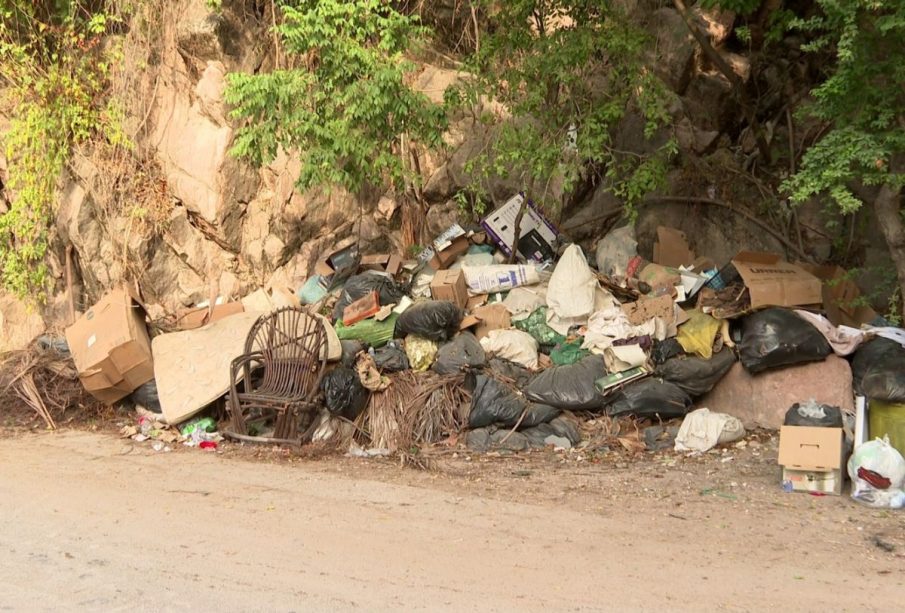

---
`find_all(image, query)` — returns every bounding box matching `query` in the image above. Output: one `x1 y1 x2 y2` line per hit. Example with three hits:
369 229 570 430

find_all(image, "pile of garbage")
44 193 905 506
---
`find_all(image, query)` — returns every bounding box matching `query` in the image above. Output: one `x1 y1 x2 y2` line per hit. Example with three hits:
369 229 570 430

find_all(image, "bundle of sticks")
356 371 471 451
0 342 102 429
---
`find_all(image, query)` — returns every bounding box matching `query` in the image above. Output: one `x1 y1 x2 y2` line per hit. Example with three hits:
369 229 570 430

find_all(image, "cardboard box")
315 240 359 277
342 291 381 326
429 229 470 270
176 302 245 330
430 269 468 309
65 288 154 405
732 251 822 309
653 226 695 268
799 264 877 327
360 254 403 276
471 303 511 339
778 425 846 495
481 193 558 262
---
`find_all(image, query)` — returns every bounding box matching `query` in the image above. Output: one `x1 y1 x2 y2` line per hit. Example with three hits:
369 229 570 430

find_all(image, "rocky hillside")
0 0 897 350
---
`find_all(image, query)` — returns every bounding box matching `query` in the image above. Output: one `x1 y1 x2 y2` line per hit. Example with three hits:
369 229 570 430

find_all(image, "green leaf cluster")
447 0 674 214
224 0 447 196
782 0 905 211
0 1 117 301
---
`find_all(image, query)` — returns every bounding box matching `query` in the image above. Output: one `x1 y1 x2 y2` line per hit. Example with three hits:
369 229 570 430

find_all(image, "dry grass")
0 341 106 429
356 371 471 453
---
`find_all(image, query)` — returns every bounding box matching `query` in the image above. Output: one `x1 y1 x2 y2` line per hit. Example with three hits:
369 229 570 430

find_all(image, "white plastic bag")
674 407 746 452
479 329 539 369
847 436 905 508
596 225 637 277
547 244 597 320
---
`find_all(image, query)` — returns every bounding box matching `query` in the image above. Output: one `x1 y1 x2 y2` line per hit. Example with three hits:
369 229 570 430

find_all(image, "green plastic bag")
550 338 591 365
515 307 566 347
335 313 399 348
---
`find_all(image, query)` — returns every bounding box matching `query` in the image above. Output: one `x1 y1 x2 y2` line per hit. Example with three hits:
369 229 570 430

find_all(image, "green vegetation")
224 0 446 197
0 1 118 300
448 0 674 218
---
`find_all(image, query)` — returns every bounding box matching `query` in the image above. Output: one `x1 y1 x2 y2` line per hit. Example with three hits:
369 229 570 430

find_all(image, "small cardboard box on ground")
65 288 154 405
778 425 846 495
431 269 468 309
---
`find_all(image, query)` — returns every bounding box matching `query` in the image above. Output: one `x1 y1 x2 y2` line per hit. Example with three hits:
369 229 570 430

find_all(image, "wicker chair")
227 307 328 443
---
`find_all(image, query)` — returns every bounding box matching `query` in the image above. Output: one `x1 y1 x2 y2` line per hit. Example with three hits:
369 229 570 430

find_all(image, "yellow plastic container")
869 400 905 457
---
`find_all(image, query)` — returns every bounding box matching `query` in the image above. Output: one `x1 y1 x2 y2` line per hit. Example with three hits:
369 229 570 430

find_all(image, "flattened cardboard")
799 264 877 327
65 288 154 405
430 268 469 308
472 304 511 339
154 312 261 425
732 251 822 309
621 295 675 326
176 302 245 330
653 226 694 268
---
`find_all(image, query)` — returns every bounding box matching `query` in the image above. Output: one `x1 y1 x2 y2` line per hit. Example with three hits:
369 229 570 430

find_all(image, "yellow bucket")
869 400 905 457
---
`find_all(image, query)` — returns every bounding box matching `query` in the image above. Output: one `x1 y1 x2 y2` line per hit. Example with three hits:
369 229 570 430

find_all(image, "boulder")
0 292 46 353
699 355 854 430
691 6 736 47
649 8 695 95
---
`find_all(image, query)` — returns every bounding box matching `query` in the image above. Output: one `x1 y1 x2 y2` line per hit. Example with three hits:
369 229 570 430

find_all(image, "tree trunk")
873 181 905 322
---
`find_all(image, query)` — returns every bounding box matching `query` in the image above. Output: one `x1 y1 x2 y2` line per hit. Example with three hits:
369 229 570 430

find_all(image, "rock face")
699 356 855 430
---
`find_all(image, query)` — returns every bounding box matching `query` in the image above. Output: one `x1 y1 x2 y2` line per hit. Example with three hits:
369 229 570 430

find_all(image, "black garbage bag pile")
322 367 369 420
372 342 410 373
395 300 463 342
606 378 692 419
654 348 736 397
466 373 560 430
851 337 905 402
332 272 408 321
738 308 831 373
434 332 486 375
525 355 607 411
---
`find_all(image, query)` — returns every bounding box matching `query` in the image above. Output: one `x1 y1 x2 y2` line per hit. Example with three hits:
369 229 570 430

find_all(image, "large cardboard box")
481 194 558 262
431 269 468 309
65 288 154 405
732 251 822 309
778 425 846 495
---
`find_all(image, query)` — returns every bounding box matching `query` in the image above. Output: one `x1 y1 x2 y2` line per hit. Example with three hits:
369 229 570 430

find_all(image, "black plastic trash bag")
738 308 831 374
783 400 844 428
467 374 560 429
524 355 607 410
321 367 369 420
129 380 161 413
606 378 692 419
487 357 534 387
651 338 684 365
332 271 408 320
654 348 736 397
372 342 410 373
340 340 367 368
852 337 905 402
434 332 486 375
394 300 463 342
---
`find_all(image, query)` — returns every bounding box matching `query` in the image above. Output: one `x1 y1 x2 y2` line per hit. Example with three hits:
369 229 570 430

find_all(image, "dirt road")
0 431 902 612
